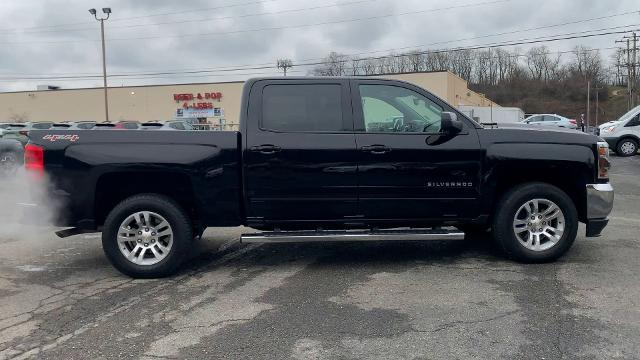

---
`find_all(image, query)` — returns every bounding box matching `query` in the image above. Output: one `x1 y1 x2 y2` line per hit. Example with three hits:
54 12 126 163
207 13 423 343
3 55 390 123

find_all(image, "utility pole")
616 32 639 109
587 80 590 132
634 32 638 106
593 85 604 127
277 59 293 76
89 8 112 122
627 38 632 109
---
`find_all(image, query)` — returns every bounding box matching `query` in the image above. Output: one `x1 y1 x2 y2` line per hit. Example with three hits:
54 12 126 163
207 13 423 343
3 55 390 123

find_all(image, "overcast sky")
0 0 638 91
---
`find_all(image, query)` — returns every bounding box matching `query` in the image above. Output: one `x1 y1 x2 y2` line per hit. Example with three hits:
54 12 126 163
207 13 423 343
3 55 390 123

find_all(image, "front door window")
359 85 443 134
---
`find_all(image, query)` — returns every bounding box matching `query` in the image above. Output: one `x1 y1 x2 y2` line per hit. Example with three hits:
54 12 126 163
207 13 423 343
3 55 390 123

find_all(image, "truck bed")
28 129 242 229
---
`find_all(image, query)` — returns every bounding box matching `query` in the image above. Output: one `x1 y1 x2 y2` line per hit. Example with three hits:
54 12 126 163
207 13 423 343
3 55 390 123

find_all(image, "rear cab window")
261 84 346 132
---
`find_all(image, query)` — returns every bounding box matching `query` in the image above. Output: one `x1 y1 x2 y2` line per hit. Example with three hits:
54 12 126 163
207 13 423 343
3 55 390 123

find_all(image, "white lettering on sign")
43 134 80 142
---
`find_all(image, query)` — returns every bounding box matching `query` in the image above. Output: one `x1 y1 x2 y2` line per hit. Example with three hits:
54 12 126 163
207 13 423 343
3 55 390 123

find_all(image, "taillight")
24 144 44 175
597 141 610 179
569 119 577 125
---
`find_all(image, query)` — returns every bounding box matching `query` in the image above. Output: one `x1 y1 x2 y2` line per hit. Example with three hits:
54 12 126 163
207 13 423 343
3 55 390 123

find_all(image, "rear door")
526 115 543 125
543 115 560 127
244 79 359 223
352 79 482 221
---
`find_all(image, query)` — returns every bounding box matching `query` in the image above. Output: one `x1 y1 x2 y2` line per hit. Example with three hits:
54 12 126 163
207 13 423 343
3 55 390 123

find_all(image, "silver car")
523 114 578 130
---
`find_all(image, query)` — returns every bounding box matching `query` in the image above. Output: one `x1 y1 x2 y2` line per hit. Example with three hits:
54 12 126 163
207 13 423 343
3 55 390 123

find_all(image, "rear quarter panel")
28 130 241 228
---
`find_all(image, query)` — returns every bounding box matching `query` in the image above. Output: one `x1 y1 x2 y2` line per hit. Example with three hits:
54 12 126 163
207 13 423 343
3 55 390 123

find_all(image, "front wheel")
102 194 193 278
616 138 638 157
493 183 578 263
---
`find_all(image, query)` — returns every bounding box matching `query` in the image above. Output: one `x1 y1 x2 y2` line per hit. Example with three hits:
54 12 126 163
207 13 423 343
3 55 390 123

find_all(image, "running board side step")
241 228 465 243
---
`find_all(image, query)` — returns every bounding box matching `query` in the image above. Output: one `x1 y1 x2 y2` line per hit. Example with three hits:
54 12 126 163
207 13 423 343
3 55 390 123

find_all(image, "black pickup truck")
24 77 614 278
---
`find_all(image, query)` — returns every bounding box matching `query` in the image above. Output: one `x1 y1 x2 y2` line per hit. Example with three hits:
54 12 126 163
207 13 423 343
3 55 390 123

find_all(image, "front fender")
480 143 595 220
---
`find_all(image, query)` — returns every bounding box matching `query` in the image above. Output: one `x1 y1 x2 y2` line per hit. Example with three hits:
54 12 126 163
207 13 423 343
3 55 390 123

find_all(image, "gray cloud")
0 0 638 91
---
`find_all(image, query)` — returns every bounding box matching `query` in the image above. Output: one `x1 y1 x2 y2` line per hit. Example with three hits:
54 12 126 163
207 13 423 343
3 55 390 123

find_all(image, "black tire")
616 138 638 157
492 182 578 263
102 194 192 278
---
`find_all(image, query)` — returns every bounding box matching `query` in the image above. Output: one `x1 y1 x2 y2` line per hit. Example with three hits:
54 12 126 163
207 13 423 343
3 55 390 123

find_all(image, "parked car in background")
139 122 163 130
115 121 141 130
93 123 117 130
599 104 640 157
69 121 98 130
523 114 578 130
1 122 57 146
51 123 72 129
1 125 10 139
1 123 29 146
158 120 194 130
0 138 24 176
140 120 194 130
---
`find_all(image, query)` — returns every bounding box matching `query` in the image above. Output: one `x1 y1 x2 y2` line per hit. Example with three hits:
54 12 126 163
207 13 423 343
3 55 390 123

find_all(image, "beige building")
0 71 496 130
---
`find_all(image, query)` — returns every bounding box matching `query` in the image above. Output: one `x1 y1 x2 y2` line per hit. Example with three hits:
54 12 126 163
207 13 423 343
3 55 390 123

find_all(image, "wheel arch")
483 160 591 223
94 171 199 229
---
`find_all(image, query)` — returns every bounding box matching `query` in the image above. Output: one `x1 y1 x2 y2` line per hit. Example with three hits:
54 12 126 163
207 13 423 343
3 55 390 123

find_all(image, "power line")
0 0 513 45
0 69 304 83
1 28 634 81
0 0 284 33
309 26 639 64
314 10 640 60
5 9 634 77
7 0 381 35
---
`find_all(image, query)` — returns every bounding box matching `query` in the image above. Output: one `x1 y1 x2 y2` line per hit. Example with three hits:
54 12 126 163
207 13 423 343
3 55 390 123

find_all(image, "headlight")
601 126 617 133
597 141 611 179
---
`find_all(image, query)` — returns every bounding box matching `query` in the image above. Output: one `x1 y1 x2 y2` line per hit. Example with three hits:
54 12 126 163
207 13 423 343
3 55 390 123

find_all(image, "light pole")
89 7 111 122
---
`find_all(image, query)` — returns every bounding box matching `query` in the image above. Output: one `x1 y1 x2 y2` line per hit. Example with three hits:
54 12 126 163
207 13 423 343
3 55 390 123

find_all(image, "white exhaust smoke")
0 167 62 239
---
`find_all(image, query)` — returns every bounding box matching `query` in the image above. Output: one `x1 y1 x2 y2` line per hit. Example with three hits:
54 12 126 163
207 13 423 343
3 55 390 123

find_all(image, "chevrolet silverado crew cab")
24 77 614 278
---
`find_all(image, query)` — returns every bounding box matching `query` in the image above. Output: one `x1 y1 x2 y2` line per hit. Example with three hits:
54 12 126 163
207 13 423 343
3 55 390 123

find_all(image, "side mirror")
441 112 463 134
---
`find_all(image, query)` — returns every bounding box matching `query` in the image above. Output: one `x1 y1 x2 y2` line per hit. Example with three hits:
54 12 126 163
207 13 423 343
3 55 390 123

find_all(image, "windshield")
617 105 640 123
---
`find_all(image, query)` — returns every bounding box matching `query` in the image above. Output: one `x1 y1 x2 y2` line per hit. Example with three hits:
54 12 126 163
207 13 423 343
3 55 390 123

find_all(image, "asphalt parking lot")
0 156 639 360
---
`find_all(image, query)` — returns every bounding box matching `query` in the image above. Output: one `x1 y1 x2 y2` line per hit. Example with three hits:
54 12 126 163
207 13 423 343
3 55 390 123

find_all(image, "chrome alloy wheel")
117 211 173 266
620 141 637 155
512 199 565 252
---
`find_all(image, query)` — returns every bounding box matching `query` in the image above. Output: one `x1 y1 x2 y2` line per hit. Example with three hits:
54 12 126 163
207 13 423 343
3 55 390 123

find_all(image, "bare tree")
570 46 604 83
312 52 349 76
525 46 561 82
407 51 424 73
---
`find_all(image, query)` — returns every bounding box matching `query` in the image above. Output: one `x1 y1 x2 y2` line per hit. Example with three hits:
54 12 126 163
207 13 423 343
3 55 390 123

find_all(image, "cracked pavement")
1 156 639 359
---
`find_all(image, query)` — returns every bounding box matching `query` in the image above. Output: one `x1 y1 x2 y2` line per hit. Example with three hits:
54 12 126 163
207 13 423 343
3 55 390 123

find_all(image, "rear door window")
262 84 345 132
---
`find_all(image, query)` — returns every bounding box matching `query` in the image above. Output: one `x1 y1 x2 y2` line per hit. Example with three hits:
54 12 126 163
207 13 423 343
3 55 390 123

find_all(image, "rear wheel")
493 183 578 263
102 194 192 278
616 138 638 157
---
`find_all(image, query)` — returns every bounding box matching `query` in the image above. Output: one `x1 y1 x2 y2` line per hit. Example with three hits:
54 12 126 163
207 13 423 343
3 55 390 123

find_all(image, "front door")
244 79 358 225
352 79 483 222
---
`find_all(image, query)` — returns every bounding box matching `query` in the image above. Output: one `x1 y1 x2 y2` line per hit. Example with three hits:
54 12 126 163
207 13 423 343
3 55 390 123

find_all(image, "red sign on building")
173 92 223 109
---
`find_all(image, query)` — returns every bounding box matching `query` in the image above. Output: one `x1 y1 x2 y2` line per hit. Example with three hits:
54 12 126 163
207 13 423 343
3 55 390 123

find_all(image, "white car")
598 105 640 157
523 114 578 130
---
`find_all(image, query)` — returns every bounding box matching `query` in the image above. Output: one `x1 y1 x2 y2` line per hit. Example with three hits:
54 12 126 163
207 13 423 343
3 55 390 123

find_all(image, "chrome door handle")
361 145 391 154
250 144 281 155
